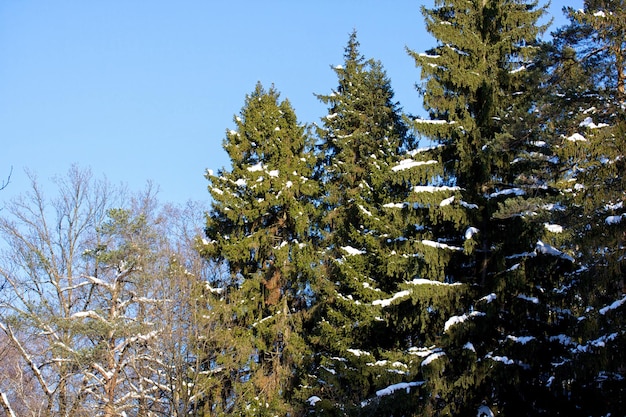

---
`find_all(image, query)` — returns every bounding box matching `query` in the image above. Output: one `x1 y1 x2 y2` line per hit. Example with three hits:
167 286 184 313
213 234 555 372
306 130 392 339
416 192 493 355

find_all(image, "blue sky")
1 1 576 205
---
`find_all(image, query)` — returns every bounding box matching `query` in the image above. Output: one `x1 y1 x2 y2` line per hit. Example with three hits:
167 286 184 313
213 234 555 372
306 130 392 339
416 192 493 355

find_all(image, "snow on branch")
485 352 529 369
413 185 460 193
372 290 410 307
421 351 446 366
599 295 626 315
375 380 424 397
413 118 456 125
82 275 114 291
407 278 462 287
70 310 108 323
422 239 463 251
535 240 575 262
444 311 485 333
391 159 437 172
341 246 366 255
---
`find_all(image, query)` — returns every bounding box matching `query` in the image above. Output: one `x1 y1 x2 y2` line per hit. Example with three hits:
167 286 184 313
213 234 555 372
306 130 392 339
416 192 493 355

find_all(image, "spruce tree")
405 1 583 415
198 82 319 416
535 2 626 413
301 31 434 414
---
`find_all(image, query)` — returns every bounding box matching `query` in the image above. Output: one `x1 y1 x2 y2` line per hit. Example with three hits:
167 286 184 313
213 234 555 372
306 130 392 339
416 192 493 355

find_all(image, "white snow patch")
422 240 463 251
71 310 107 322
464 342 476 352
413 118 455 125
444 311 485 332
507 263 520 272
580 116 609 129
478 293 496 303
486 353 515 365
606 214 625 224
408 278 462 287
507 335 535 345
421 351 446 366
383 202 406 208
342 246 366 255
536 240 574 262
307 396 321 406
408 346 441 357
372 290 411 307
247 162 264 172
544 223 563 233
440 196 455 206
465 226 479 239
517 294 539 304
461 200 479 209
346 348 371 357
358 204 372 216
235 178 247 186
605 201 623 210
376 381 424 397
566 132 587 142
599 295 626 315
414 185 460 193
392 159 437 172
489 188 525 198
205 283 224 294
268 169 279 177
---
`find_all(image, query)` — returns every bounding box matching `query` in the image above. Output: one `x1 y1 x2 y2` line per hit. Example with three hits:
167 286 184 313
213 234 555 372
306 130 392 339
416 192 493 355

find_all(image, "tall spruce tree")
198 83 319 416
301 31 418 414
404 1 585 415
301 31 473 416
534 2 626 414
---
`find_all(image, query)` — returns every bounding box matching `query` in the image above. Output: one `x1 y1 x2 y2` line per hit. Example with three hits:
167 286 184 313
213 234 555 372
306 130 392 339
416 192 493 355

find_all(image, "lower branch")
0 392 18 417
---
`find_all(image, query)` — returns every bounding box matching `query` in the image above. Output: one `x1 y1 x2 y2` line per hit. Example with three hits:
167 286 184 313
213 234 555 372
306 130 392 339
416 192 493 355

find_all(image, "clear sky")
1 1 577 206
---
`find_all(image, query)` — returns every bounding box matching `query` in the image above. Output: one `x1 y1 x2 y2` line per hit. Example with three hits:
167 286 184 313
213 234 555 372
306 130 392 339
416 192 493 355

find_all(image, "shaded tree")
404 1 578 415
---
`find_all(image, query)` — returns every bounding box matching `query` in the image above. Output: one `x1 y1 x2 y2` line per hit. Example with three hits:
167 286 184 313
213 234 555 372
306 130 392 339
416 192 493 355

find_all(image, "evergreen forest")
1 1 625 416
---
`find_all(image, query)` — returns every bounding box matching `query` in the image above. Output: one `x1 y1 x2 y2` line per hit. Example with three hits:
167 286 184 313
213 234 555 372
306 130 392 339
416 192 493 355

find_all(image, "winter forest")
1 0 625 416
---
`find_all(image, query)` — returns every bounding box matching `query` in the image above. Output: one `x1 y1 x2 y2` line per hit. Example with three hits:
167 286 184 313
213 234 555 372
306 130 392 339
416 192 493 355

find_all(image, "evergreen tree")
198 83 319 415
302 31 464 415
404 1 583 415
534 2 626 414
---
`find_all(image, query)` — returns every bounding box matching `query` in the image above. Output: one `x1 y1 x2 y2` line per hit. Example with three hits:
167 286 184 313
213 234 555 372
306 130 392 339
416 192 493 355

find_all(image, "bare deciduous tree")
0 168 208 417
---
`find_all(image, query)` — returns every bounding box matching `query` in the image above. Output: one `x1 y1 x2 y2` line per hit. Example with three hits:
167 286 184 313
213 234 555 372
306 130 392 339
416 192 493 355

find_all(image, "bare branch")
0 391 18 417
0 166 11 191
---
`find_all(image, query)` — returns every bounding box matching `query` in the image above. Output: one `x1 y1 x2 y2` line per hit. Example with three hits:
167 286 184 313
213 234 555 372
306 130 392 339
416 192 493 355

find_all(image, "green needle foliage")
192 5 625 416
199 83 319 416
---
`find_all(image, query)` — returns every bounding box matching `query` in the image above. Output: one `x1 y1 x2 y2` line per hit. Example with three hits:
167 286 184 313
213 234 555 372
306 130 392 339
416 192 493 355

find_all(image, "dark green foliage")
199 83 319 415
531 2 626 414
195 4 625 416
403 0 591 415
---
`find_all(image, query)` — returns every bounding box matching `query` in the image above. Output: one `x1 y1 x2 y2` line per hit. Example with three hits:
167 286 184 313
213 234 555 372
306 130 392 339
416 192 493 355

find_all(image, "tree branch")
0 392 18 417
1 167 12 191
